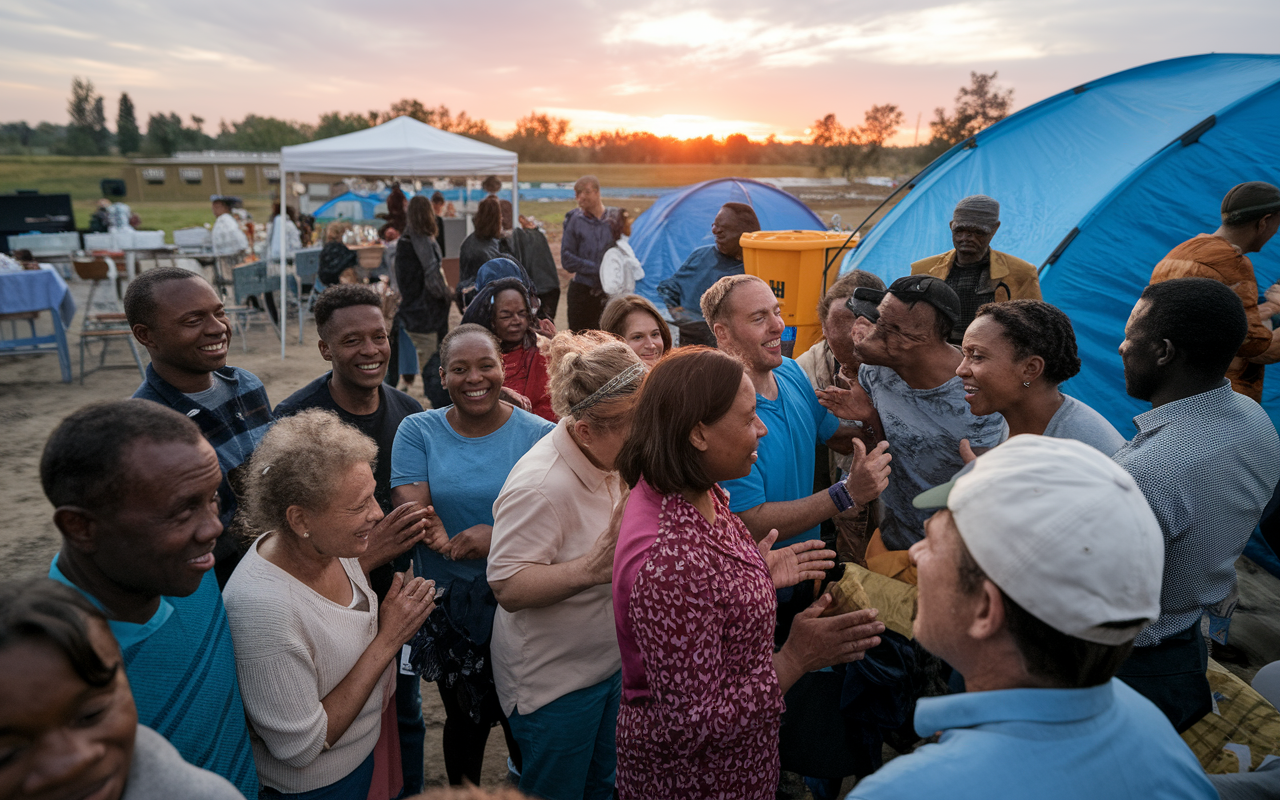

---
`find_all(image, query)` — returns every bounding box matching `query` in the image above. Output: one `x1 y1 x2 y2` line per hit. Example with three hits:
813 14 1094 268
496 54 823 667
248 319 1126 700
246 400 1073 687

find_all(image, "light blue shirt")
390 406 554 588
722 358 840 547
1113 380 1280 645
848 679 1215 800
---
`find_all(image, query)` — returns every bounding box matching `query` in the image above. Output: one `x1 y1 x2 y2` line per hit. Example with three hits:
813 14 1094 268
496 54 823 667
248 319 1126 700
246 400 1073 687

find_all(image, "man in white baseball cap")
848 435 1215 800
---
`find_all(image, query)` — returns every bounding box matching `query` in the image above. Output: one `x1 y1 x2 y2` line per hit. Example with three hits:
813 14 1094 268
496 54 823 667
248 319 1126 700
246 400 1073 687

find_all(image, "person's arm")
319 568 435 747
357 501 436 574
559 215 599 274
773 595 883 694
489 485 629 612
394 481 487 560
735 440 891 542
1246 328 1280 365
390 481 449 553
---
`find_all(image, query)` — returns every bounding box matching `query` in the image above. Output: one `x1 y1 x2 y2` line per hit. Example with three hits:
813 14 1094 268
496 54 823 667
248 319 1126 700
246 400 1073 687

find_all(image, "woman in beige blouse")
224 410 436 799
487 331 642 800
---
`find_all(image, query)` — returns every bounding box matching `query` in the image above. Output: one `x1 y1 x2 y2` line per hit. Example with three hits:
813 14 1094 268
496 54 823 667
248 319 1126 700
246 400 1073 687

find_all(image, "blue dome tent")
631 178 826 305
842 53 1280 436
311 190 389 221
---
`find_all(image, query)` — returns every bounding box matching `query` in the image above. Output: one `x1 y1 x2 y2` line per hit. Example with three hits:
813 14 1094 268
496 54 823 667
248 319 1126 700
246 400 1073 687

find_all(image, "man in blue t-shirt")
702 275 891 549
40 400 259 798
850 436 1215 800
657 202 762 346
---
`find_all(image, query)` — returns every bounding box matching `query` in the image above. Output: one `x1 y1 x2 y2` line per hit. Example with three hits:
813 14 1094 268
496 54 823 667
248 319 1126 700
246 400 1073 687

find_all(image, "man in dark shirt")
273 284 438 794
657 202 761 346
561 175 619 331
125 268 273 587
910 195 1041 343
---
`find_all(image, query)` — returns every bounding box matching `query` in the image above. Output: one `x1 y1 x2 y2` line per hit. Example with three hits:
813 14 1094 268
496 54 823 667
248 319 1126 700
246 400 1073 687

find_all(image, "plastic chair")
72 255 145 383
1252 661 1280 709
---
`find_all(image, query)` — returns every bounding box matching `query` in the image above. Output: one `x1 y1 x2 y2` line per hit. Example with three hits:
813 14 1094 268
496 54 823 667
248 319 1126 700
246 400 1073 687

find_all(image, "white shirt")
211 213 249 256
265 216 302 260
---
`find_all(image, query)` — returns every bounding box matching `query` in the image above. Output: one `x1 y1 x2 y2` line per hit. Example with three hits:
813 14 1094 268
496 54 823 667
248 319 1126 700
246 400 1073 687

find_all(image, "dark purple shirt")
561 206 618 289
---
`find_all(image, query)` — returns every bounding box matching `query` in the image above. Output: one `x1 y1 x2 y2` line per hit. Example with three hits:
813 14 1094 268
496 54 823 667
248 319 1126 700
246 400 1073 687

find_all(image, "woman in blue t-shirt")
391 323 554 787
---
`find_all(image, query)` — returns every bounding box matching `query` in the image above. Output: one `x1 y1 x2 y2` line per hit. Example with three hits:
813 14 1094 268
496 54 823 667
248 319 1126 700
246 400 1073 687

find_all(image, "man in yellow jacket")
911 195 1041 343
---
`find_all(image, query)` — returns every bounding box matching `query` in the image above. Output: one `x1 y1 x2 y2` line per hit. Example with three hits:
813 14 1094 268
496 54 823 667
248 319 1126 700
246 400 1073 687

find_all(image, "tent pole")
512 163 520 225
280 163 287 359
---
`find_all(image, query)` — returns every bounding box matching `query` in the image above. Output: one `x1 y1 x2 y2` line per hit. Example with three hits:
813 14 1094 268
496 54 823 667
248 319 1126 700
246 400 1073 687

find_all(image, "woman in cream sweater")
224 410 436 799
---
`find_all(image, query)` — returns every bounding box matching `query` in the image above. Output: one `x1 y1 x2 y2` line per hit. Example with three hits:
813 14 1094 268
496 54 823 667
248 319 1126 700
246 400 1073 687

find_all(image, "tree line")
1 73 1012 174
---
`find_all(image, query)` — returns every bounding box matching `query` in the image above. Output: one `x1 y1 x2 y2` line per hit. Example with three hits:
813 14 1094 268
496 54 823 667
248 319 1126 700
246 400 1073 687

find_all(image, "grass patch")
516 163 825 187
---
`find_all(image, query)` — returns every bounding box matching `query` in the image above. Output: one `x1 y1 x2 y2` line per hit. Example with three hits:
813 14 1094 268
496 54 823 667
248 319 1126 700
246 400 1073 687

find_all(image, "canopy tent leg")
512 164 519 224
280 171 287 358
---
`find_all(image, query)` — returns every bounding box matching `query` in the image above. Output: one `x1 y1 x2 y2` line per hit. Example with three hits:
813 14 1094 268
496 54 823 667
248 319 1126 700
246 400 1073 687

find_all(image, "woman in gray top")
957 299 1126 455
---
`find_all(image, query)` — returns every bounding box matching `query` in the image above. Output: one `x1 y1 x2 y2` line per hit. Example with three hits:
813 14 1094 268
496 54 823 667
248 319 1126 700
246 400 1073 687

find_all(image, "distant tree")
117 93 141 154
143 113 213 155
374 99 496 141
65 77 109 155
723 133 760 165
507 112 573 161
930 71 1013 146
314 111 371 140
811 103 904 178
216 115 311 150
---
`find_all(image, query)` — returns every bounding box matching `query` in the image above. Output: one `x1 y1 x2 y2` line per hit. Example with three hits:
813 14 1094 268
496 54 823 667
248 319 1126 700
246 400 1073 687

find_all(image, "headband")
569 362 646 417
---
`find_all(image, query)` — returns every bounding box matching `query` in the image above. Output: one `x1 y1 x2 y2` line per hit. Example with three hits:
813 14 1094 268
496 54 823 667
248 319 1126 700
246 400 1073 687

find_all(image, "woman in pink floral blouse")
611 347 886 800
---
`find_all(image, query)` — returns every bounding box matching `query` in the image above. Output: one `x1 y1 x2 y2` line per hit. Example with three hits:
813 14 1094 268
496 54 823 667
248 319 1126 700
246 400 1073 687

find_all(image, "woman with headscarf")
488 331 643 799
395 196 452 407
462 272 556 422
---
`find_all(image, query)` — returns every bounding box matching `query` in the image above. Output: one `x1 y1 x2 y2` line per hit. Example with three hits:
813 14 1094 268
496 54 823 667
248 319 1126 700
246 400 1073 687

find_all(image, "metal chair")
72 255 145 383
227 261 277 350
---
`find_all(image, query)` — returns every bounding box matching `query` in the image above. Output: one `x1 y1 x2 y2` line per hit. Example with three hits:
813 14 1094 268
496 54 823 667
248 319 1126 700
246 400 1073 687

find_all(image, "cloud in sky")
1 0 1278 142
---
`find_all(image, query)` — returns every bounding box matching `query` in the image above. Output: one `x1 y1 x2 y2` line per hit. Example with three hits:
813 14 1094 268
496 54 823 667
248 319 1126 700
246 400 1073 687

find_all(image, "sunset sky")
3 0 1278 144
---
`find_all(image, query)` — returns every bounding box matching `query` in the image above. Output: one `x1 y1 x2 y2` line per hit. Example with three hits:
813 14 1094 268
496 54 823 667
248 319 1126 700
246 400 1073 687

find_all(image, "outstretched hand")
379 562 436 645
758 530 835 589
959 438 977 465
500 387 533 412
817 381 876 423
785 594 884 672
361 502 432 570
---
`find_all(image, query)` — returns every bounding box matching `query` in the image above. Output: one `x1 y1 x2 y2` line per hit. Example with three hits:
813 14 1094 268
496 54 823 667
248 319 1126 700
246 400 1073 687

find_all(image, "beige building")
122 152 288 202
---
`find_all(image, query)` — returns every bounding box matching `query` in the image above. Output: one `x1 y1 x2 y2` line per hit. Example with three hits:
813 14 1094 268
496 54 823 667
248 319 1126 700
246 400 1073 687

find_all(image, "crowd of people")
6 177 1280 800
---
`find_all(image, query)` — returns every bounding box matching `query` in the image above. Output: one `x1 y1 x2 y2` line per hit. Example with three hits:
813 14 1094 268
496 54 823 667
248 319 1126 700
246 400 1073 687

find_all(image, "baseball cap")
912 435 1164 645
852 275 961 326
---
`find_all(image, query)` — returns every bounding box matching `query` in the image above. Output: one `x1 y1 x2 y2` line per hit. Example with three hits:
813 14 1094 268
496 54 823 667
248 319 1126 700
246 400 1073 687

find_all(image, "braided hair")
973 300 1081 385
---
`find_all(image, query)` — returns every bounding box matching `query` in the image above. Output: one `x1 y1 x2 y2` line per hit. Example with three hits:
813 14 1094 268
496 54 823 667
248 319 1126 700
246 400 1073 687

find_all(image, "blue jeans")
506 671 621 800
261 749 374 800
396 672 425 797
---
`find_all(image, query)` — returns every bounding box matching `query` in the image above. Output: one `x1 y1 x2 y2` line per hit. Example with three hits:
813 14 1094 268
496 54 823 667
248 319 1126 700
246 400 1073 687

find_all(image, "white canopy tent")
273 116 520 355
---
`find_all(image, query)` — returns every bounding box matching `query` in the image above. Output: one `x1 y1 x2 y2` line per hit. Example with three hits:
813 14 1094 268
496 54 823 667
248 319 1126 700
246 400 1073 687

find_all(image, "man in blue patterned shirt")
126 268 273 587
1113 277 1280 732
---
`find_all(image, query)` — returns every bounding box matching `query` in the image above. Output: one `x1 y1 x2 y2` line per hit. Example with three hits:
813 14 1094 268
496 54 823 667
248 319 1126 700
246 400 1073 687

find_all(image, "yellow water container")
740 230 860 358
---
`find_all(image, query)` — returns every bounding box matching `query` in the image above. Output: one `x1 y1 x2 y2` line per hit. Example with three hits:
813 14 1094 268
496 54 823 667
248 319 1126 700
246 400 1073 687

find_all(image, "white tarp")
280 115 518 176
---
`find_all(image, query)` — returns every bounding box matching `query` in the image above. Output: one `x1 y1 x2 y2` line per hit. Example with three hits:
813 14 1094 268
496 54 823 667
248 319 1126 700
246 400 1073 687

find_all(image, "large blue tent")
842 53 1280 436
631 178 825 304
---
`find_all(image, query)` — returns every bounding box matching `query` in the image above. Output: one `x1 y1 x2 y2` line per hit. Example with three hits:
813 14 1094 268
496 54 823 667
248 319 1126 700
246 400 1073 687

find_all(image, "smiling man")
40 399 259 798
817 276 1006 555
125 267 273 586
657 202 761 346
703 275 891 551
911 195 1041 344
848 435 1215 800
273 284 435 795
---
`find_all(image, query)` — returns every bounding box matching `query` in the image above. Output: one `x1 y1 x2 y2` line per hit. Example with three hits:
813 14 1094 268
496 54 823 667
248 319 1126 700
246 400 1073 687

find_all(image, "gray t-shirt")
860 365 1007 550
1043 394 1127 456
123 725 243 800
183 372 235 408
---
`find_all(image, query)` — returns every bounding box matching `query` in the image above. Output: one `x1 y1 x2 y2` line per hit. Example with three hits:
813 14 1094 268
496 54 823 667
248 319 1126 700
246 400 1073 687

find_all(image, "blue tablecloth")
0 268 76 325
0 268 77 381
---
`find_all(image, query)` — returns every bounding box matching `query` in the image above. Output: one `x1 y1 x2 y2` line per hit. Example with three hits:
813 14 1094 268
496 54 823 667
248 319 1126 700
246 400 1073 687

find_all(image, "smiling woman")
224 410 437 800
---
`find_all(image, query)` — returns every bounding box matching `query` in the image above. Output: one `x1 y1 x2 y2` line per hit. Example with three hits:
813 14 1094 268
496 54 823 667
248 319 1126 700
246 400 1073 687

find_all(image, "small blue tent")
311 190 389 220
631 178 825 304
842 53 1280 435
